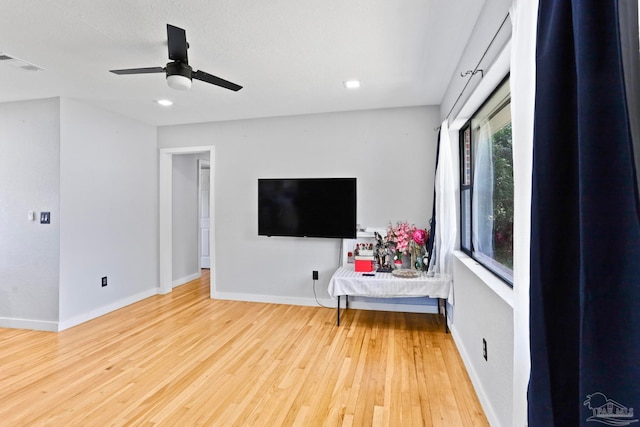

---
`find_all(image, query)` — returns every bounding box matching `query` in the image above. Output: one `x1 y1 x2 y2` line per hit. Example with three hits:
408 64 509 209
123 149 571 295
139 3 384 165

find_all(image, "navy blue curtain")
530 1 640 426
426 130 440 269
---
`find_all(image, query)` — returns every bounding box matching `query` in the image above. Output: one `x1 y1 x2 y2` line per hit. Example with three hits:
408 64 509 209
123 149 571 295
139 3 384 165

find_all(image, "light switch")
28 211 35 221
40 212 50 224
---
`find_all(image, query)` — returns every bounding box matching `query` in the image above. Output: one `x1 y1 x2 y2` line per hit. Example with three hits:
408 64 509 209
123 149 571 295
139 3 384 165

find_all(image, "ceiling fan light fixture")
166 61 192 90
167 74 192 90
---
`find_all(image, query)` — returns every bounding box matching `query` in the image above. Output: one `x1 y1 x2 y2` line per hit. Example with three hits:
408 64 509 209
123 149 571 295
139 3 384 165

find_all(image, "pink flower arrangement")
412 229 428 246
387 221 416 256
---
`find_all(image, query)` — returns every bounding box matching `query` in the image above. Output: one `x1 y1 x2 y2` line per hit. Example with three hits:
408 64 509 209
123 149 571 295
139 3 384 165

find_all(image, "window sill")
453 250 514 308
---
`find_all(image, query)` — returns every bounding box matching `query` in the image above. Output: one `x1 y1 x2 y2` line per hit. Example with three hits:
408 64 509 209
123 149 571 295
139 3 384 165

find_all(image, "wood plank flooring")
0 271 487 426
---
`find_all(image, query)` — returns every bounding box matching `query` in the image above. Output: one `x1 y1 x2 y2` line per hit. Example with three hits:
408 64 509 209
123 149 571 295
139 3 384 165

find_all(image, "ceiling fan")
110 24 242 92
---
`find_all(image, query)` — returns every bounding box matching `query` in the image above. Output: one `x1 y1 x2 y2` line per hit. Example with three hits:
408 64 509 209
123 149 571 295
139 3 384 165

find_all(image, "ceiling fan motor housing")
166 61 192 90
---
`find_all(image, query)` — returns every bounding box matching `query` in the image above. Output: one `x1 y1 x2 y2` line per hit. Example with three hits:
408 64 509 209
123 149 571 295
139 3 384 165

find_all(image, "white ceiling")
0 0 485 126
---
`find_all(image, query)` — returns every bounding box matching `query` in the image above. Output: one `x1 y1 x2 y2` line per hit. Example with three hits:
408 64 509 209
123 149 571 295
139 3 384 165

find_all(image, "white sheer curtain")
510 0 537 424
428 120 456 302
472 120 494 258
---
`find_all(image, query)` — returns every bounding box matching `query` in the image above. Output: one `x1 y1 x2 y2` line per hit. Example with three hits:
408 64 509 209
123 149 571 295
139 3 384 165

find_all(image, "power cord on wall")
312 279 334 309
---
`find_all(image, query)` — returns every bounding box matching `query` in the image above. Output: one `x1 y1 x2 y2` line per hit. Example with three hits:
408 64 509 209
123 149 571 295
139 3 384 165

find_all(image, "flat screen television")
258 178 357 238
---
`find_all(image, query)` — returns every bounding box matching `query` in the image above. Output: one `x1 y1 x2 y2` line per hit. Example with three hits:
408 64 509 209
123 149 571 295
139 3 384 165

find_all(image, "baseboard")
449 323 501 427
58 288 159 331
172 272 201 288
211 291 321 307
0 317 58 332
0 291 436 333
210 291 439 314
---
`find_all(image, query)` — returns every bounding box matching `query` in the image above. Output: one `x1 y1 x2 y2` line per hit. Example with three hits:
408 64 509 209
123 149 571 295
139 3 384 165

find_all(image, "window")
459 77 513 284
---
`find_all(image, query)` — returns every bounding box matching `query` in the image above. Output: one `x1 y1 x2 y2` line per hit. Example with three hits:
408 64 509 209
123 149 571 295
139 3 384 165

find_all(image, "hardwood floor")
0 271 487 426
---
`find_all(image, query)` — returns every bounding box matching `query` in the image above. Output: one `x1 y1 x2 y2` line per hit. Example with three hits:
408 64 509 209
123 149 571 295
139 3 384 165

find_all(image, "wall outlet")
101 276 108 287
482 338 488 361
312 270 319 280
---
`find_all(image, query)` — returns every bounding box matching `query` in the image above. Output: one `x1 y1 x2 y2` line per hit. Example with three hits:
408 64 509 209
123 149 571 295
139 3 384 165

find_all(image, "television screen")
258 178 357 238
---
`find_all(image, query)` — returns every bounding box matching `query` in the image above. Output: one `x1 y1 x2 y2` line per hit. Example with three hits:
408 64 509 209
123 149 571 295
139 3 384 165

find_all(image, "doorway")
159 146 215 296
198 159 211 269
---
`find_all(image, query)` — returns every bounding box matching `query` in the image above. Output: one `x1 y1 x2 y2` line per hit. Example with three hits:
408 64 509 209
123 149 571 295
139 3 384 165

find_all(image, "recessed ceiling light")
156 99 173 107
343 80 361 89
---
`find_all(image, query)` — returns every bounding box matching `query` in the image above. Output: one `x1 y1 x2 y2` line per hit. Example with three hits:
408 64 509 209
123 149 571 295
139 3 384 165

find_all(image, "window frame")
458 74 513 286
459 123 473 258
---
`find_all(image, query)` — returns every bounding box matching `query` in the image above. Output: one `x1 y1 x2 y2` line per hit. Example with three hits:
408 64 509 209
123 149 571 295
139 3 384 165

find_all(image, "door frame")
198 159 211 269
159 146 215 296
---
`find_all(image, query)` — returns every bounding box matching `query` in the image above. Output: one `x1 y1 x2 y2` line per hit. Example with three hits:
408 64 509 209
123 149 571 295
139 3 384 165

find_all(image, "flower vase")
393 260 403 270
402 254 412 269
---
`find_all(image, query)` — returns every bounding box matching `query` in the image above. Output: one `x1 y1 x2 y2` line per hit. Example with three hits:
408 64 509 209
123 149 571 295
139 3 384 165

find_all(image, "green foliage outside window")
491 123 513 269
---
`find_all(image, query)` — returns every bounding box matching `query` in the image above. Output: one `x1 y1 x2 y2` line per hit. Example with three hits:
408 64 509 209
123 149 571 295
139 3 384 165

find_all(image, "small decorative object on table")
347 251 354 263
387 221 415 269
411 228 429 270
387 221 430 270
355 256 375 272
392 269 420 278
374 232 393 272
357 243 374 257
354 242 375 272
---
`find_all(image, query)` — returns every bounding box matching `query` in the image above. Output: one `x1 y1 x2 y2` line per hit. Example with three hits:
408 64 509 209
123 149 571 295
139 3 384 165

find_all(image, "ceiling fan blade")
110 67 165 75
167 24 188 63
193 70 242 91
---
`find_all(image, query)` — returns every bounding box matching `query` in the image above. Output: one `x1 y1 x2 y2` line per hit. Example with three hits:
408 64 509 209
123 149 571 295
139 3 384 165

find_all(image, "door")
199 160 211 268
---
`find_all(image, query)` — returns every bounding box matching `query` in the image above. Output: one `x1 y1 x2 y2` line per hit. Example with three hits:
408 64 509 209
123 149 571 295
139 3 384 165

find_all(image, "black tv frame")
258 177 357 239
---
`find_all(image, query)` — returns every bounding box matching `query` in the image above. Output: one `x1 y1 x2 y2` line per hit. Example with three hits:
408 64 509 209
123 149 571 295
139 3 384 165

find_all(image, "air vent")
0 53 45 72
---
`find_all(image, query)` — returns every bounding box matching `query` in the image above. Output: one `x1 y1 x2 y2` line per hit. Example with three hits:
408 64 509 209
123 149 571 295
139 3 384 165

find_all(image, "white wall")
440 0 513 123
0 98 60 330
158 106 440 304
452 255 514 427
58 98 158 329
172 153 202 285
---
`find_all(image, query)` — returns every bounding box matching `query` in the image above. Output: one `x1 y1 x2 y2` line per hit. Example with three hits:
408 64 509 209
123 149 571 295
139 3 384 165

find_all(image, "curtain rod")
436 12 511 131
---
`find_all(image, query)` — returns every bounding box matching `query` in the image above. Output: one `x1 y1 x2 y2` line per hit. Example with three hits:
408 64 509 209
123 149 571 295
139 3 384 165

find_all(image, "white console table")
328 265 451 331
